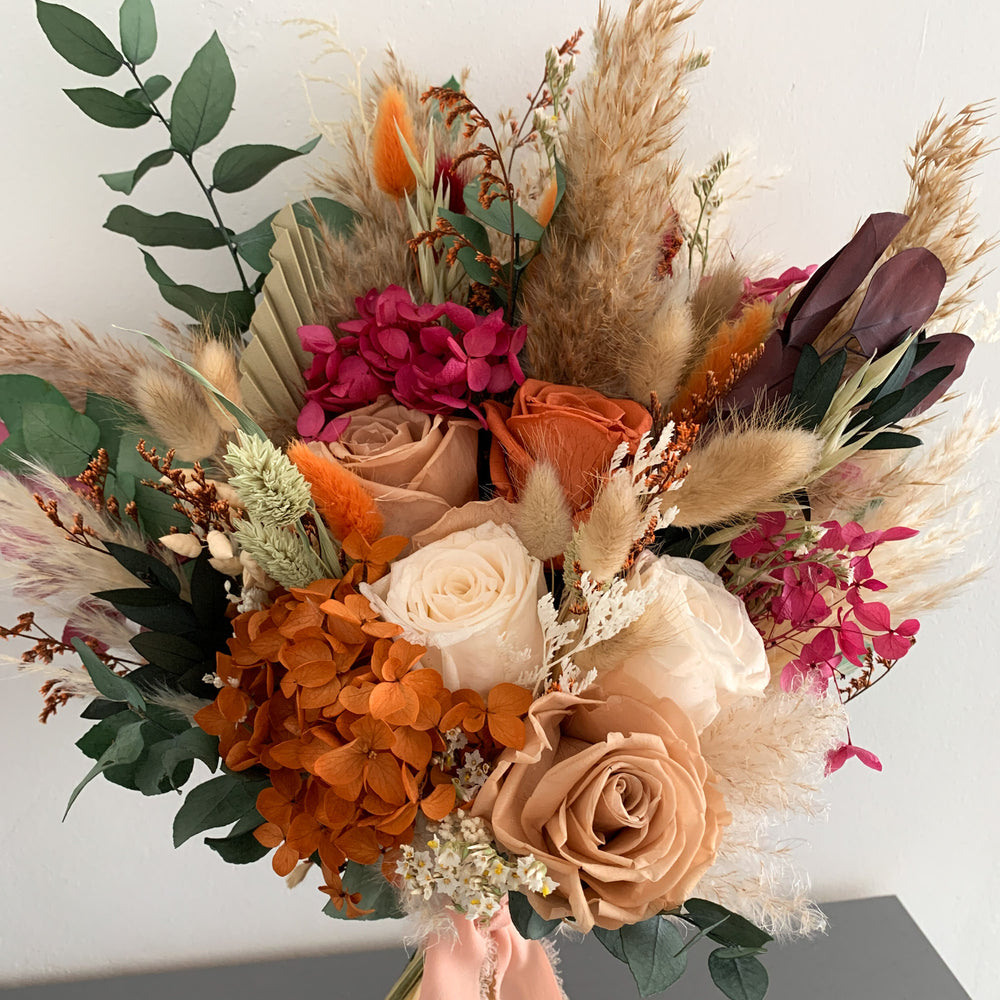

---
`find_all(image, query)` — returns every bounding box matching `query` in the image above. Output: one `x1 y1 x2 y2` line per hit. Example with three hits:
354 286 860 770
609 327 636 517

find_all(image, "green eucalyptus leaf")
21 402 100 477
233 212 279 272
205 810 269 864
100 149 173 195
0 375 71 437
463 180 544 242
860 431 923 451
37 1 122 76
173 773 268 847
707 949 769 1000
64 87 151 128
130 631 205 673
76 710 136 760
212 136 321 194
64 720 146 818
322 862 406 920
683 900 773 950
102 541 180 593
125 73 171 106
620 917 688 997
506 892 561 939
119 0 156 65
140 252 255 334
170 32 236 154
92 586 199 634
592 926 628 964
105 205 228 249
71 637 146 710
156 727 219 776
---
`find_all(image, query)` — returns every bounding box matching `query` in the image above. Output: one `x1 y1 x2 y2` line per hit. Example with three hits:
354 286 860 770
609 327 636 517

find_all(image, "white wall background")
2 0 999 995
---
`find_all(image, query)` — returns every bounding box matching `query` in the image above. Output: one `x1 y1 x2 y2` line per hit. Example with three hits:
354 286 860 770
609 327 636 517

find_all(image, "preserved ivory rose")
600 553 770 732
306 397 480 539
363 521 545 695
474 689 728 932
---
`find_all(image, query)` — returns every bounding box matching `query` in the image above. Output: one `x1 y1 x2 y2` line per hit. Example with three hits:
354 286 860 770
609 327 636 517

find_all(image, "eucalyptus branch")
125 61 252 295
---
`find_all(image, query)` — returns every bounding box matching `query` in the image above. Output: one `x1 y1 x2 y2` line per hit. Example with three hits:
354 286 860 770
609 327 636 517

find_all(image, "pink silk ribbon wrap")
420 900 564 1000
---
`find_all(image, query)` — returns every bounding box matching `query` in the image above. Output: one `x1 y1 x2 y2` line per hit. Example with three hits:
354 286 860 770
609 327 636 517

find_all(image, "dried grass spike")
132 370 221 461
574 473 643 582
672 425 822 528
287 442 384 543
512 462 574 561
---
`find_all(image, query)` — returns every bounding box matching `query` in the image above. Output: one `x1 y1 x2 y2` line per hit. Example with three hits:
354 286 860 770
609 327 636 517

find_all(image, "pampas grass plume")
287 442 384 543
132 369 220 461
372 86 417 198
512 462 573 561
673 425 822 527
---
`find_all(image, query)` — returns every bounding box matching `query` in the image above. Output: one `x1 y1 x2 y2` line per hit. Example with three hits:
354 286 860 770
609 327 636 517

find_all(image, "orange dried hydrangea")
194 567 533 913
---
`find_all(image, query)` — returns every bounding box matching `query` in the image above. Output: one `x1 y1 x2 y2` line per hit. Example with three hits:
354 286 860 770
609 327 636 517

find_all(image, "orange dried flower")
372 86 418 198
194 573 534 915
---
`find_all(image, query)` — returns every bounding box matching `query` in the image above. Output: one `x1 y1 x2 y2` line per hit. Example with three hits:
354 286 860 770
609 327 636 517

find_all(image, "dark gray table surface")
0 896 971 999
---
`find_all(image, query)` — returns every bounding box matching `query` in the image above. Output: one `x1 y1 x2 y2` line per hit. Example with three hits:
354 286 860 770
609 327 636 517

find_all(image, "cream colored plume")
132 369 221 462
518 0 699 398
237 205 325 443
672 425 822 528
192 340 242 432
512 462 574 561
573 472 645 582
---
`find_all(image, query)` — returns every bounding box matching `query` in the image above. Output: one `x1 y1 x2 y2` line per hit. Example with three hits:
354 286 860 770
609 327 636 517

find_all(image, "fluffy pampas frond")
672 423 822 528
512 462 574 561
519 0 699 398
132 369 221 461
694 689 845 939
0 469 145 619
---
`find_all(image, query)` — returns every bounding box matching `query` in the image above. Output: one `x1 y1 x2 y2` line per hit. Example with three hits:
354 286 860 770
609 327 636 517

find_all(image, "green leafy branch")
36 0 323 335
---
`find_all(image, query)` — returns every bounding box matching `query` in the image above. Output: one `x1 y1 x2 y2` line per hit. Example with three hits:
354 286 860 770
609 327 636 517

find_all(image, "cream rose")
600 552 769 732
307 396 480 540
473 689 728 932
363 521 545 695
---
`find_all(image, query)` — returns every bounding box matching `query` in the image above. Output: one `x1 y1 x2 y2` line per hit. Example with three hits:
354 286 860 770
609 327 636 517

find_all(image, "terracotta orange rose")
483 380 652 513
473 688 728 932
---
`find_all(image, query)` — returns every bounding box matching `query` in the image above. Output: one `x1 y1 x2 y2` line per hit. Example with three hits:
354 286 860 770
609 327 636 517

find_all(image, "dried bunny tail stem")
132 369 221 462
0 471 143 618
573 473 645 582
0 311 176 411
512 462 574 561
701 690 846 819
519 0 700 396
191 339 242 432
626 297 697 405
685 260 746 365
671 422 822 528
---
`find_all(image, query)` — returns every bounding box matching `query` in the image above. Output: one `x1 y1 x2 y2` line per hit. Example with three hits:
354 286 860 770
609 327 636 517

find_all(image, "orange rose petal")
420 782 457 822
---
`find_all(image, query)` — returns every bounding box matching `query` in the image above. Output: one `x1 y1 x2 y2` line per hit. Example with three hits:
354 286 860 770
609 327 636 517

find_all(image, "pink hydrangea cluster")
730 512 921 695
296 285 526 441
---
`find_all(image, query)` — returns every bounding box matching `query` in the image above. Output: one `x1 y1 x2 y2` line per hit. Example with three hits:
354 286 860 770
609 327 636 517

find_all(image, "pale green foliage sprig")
232 519 326 591
685 151 732 278
226 432 313 528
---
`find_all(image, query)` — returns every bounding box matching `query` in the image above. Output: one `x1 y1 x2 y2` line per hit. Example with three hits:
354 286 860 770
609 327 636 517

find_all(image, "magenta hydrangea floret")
295 285 527 439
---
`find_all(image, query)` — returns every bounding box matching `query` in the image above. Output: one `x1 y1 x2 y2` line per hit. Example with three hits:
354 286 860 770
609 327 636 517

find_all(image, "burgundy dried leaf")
784 212 909 348
904 332 975 416
849 247 946 355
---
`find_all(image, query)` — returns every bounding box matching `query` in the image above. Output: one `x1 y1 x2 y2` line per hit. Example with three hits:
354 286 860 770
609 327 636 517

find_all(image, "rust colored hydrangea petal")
392 727 433 770
272 842 300 877
378 801 418 837
286 813 322 854
254 822 286 848
314 744 366 787
369 681 420 726
366 752 407 805
337 825 381 865
487 712 527 749
420 782 456 821
488 682 533 717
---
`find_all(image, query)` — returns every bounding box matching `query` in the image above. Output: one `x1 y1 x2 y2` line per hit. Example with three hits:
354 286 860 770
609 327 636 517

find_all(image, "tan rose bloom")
307 396 480 539
474 689 728 932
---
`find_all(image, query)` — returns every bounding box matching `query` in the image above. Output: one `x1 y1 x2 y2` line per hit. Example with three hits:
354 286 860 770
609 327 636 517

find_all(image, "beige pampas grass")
672 424 823 528
191 340 242 432
132 369 221 462
0 469 145 620
573 473 645 582
0 311 177 411
518 0 699 397
512 462 574 561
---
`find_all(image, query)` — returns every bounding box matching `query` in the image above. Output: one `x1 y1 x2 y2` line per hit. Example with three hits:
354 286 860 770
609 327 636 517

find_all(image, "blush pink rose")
474 689 729 931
